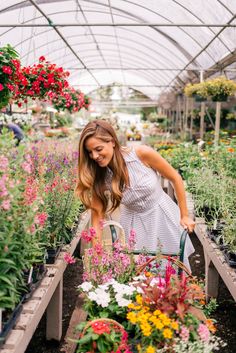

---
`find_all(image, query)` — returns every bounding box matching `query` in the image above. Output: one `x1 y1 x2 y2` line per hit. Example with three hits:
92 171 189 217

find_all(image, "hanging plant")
0 44 21 109
184 82 208 102
13 56 70 106
50 87 90 113
205 76 236 102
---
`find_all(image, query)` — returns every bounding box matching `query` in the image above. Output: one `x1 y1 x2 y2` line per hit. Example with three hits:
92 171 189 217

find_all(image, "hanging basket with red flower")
13 56 70 106
0 44 21 109
50 87 90 113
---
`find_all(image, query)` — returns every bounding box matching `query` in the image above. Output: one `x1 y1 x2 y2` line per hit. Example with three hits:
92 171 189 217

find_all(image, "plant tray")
0 299 23 348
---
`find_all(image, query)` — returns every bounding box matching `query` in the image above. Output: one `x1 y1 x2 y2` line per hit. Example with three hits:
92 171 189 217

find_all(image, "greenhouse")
0 1 236 353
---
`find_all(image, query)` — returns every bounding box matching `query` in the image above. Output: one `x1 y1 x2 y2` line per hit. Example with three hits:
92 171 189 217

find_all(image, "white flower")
78 281 93 292
115 294 131 307
88 288 111 308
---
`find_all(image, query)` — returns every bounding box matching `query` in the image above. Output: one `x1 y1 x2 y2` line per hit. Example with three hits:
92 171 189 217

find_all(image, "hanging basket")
193 94 207 102
211 94 228 102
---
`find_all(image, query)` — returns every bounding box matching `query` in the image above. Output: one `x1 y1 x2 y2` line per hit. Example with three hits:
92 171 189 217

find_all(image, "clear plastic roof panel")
0 0 236 100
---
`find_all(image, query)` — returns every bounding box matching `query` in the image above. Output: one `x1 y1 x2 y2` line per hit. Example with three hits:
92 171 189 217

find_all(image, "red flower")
2 66 13 75
0 83 4 91
91 321 111 335
39 56 46 62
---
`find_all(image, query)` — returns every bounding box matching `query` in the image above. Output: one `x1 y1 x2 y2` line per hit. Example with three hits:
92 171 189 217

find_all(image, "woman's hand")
180 216 195 233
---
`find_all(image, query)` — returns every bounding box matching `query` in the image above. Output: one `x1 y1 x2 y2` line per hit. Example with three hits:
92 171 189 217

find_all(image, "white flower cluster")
0 113 33 127
166 335 226 353
78 279 136 308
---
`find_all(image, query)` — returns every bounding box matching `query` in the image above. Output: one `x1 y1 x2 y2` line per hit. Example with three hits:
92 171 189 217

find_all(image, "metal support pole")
214 101 221 147
199 70 205 140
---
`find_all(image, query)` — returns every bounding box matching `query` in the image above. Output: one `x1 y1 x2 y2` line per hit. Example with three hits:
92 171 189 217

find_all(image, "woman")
76 119 195 267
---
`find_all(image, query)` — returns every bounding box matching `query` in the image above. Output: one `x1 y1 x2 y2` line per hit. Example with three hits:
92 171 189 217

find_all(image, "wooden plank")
61 294 87 353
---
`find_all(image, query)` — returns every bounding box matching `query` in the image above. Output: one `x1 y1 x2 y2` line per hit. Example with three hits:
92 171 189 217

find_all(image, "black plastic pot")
45 246 61 264
224 250 236 268
0 299 23 347
22 264 47 302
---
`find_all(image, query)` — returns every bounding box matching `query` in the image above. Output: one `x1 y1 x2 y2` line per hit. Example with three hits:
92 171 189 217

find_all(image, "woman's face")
85 136 115 167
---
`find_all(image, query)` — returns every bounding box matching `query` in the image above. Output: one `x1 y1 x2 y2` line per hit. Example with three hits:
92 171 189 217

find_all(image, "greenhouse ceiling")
1 0 236 101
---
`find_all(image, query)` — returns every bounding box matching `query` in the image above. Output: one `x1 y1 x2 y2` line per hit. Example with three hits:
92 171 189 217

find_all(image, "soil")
24 234 236 353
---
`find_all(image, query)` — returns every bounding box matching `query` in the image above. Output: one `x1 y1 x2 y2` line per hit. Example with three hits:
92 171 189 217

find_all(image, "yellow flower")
127 312 137 324
137 344 141 352
154 319 164 330
153 309 161 316
136 294 143 305
163 328 173 339
146 346 155 353
171 321 179 331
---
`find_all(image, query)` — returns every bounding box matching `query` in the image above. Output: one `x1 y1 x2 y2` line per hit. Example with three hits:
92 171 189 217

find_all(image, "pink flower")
0 155 9 171
35 212 48 227
180 326 190 342
81 227 97 243
197 323 210 342
0 83 4 91
1 199 11 211
64 253 76 264
21 161 32 174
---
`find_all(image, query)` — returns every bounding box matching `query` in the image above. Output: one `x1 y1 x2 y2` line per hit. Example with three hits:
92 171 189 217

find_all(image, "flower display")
0 133 82 310
0 44 21 109
75 234 224 352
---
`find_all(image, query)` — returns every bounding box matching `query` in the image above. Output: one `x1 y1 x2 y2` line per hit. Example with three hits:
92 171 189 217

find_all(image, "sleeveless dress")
107 148 195 269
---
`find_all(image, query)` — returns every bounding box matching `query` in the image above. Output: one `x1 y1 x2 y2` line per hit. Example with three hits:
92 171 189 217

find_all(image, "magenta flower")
64 253 76 264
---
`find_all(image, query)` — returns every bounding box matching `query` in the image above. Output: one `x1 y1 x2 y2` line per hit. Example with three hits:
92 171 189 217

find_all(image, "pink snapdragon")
21 161 32 174
180 326 190 342
197 323 210 342
64 253 76 264
81 227 97 243
35 212 48 227
1 199 11 211
0 155 9 171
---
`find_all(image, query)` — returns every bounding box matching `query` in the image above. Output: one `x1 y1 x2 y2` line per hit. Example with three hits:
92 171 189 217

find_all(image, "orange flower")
227 147 235 153
206 319 216 333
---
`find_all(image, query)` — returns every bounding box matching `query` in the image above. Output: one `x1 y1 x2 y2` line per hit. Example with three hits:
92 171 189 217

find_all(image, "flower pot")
193 94 207 102
224 250 236 268
22 264 47 302
211 94 228 102
0 300 23 347
45 246 61 264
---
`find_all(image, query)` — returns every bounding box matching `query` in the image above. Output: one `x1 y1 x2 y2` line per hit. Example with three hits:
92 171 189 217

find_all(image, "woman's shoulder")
134 145 154 159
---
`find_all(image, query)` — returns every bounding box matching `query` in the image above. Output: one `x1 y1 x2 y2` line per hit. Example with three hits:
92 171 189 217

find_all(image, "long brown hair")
76 119 129 213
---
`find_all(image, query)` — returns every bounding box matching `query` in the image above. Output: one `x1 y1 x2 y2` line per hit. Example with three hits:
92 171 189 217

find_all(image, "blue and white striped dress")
107 148 194 268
